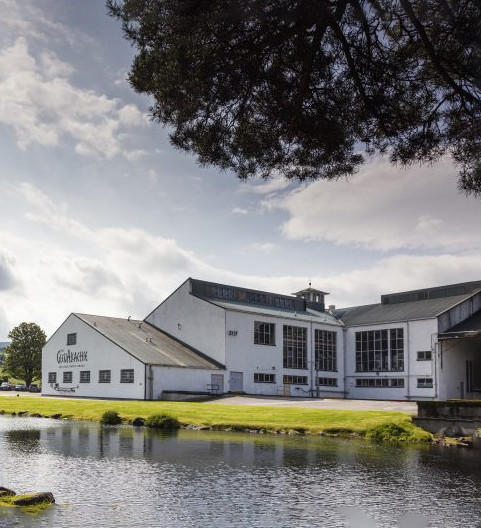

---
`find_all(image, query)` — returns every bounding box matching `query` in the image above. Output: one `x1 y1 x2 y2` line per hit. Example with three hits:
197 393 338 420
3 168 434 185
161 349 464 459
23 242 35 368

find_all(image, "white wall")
42 314 145 399
437 338 481 400
151 366 222 399
145 280 226 365
224 309 344 396
344 318 438 400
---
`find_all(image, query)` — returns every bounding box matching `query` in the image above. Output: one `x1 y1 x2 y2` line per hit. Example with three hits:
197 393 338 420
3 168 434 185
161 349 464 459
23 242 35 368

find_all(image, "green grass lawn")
0 396 431 443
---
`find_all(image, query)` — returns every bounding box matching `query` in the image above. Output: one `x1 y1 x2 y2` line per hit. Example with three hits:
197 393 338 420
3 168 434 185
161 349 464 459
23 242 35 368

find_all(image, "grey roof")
334 293 475 326
208 299 342 326
74 313 222 369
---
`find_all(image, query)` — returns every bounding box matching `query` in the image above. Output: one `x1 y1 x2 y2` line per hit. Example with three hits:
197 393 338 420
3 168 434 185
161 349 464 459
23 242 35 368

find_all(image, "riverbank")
0 396 430 443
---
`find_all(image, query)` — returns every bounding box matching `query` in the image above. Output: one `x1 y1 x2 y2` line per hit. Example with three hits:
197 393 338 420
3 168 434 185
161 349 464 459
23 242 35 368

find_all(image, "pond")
1 416 481 527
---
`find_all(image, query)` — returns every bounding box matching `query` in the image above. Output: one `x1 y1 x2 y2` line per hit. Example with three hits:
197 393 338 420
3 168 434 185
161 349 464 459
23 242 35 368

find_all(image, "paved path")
206 395 417 414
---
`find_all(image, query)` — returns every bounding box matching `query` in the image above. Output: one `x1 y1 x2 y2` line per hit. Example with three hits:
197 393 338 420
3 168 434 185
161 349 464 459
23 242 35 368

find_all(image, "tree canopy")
3 323 46 386
108 0 481 195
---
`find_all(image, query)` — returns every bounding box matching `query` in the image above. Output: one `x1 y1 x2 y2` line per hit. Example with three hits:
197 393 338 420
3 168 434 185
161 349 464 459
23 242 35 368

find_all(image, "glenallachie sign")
57 349 88 364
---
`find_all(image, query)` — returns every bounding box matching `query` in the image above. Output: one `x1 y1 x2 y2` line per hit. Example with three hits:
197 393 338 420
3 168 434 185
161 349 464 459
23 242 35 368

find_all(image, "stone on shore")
0 487 15 498
9 492 55 506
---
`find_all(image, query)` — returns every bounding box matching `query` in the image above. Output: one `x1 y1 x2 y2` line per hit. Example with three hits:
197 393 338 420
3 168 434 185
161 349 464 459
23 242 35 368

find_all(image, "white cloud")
0 250 17 291
0 37 147 160
232 207 248 215
266 159 481 251
242 174 293 195
2 181 480 341
248 242 278 254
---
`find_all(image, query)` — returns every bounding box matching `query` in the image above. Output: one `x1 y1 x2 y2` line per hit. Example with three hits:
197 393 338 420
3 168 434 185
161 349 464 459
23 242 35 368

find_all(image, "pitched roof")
334 293 476 326
74 313 222 369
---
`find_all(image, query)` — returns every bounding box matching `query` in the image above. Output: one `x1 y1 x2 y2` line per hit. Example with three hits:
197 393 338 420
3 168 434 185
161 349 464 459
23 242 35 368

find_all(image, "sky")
0 0 480 341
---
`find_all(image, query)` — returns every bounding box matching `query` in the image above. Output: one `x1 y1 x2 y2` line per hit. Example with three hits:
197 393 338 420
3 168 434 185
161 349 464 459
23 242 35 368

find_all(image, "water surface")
0 416 480 527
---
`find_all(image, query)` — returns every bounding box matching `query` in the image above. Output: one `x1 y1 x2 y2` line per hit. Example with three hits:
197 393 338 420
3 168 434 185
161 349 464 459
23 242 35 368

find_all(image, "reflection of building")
42 278 481 401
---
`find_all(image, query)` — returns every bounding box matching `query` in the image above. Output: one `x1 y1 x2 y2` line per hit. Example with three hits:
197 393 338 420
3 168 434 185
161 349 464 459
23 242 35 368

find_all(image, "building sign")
56 349 88 368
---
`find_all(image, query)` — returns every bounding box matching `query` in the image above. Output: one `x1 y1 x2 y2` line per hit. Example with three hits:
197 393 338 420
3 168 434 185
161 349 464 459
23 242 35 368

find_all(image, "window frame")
283 375 308 385
253 373 275 384
355 377 404 388
417 377 433 388
79 371 91 384
63 371 73 384
417 350 432 361
317 377 337 387
120 369 135 384
355 328 404 372
283 325 307 370
98 370 111 384
315 330 337 372
67 333 77 346
48 372 57 384
254 321 276 346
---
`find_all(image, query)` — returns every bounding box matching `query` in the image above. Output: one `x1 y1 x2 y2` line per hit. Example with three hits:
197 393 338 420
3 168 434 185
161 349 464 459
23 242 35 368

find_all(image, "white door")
229 371 244 392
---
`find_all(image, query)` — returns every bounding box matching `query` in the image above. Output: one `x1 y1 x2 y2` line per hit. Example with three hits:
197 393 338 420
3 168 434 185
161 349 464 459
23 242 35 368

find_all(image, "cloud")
4 181 481 340
243 175 293 195
0 37 147 160
232 207 248 215
0 251 17 291
266 159 481 251
248 242 278 254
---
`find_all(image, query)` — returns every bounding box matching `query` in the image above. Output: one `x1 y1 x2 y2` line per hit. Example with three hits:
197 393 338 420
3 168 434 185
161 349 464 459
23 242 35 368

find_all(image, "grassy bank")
0 396 431 443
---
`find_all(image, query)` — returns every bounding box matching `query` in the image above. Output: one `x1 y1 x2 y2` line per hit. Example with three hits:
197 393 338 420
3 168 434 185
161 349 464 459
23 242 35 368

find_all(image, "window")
79 371 90 383
254 321 275 346
212 286 234 299
417 350 432 361
356 378 404 388
317 377 337 387
283 375 308 385
120 369 134 383
283 325 307 369
63 371 72 383
355 328 404 372
254 373 275 383
390 378 405 388
417 377 433 388
390 329 404 371
67 333 77 345
315 330 337 371
48 372 57 384
99 370 111 383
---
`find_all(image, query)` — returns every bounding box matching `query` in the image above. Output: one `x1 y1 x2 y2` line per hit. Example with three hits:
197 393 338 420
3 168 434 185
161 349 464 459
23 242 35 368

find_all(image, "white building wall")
145 280 226 365
151 366 222 399
344 318 438 400
42 314 145 399
225 310 344 396
437 339 481 400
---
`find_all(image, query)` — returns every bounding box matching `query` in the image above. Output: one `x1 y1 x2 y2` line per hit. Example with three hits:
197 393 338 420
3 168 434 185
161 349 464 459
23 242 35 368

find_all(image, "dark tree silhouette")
108 0 481 195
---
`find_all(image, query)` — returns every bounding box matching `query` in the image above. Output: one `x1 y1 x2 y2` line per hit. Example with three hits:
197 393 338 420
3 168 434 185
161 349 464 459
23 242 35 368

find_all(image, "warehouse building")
42 278 481 401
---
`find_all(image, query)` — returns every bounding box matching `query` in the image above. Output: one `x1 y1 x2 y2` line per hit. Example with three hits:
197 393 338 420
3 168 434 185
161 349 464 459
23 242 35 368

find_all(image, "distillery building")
42 278 481 401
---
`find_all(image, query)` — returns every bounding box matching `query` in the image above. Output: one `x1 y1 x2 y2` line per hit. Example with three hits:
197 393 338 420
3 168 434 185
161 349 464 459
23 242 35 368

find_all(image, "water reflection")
0 416 481 528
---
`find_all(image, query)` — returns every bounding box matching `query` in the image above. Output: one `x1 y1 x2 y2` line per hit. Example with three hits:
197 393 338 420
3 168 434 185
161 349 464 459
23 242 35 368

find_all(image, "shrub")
365 422 432 444
100 410 122 425
145 413 180 430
